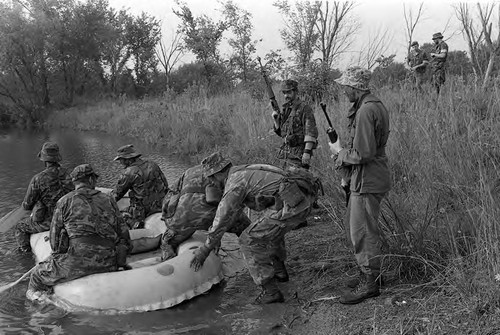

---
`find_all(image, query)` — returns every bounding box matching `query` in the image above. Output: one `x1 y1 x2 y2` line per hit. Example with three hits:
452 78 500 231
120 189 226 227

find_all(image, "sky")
107 0 483 69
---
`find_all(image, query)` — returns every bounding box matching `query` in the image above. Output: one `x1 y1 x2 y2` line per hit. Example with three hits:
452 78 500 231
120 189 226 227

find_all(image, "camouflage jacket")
431 41 448 70
205 164 286 249
50 185 130 253
408 49 429 73
171 165 207 195
22 165 73 224
114 158 169 213
274 98 318 160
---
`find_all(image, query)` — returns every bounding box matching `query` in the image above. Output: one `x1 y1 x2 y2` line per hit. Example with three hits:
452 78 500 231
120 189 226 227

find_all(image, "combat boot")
273 259 289 282
161 245 176 261
339 274 380 305
345 271 384 288
255 279 284 304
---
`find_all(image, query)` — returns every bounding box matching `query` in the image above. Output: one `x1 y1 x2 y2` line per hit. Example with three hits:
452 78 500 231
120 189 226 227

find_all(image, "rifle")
257 56 280 116
320 102 350 207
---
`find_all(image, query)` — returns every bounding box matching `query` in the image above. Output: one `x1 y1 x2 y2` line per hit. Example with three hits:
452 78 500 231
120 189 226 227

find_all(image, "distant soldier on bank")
112 144 169 229
406 41 429 91
430 32 448 95
15 142 73 253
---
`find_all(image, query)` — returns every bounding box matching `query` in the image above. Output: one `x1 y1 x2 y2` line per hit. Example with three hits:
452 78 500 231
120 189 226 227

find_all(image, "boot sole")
339 291 380 305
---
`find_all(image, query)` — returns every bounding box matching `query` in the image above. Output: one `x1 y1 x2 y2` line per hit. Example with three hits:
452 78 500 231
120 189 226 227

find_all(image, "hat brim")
38 151 62 162
113 153 141 161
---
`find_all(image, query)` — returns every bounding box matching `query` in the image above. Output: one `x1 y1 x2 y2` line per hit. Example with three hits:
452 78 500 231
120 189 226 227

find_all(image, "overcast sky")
108 0 482 68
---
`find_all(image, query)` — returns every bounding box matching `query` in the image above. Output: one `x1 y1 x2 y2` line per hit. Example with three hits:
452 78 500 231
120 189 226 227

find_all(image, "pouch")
278 180 305 208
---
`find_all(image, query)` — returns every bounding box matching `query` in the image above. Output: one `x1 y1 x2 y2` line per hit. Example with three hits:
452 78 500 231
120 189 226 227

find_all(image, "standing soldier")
272 79 319 170
160 163 251 261
26 164 130 301
15 142 73 253
190 152 319 304
112 144 169 229
329 67 391 305
406 41 429 91
430 32 448 95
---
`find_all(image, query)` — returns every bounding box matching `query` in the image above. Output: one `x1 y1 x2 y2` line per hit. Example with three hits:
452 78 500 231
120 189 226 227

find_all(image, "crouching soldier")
160 162 251 261
190 152 319 304
26 164 130 301
113 144 169 229
15 142 73 253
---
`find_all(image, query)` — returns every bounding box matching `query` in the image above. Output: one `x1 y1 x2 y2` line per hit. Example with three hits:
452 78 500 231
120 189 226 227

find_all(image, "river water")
0 129 282 335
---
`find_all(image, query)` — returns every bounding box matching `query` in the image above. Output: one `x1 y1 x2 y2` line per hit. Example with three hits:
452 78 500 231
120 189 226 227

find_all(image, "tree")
315 1 358 67
273 0 320 69
156 28 184 86
174 1 228 84
222 0 258 83
357 25 394 70
403 2 425 60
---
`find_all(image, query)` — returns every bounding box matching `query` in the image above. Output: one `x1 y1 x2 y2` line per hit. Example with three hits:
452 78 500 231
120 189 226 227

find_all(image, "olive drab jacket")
335 92 391 194
50 185 130 254
114 158 169 216
205 164 319 250
22 165 73 225
275 98 318 160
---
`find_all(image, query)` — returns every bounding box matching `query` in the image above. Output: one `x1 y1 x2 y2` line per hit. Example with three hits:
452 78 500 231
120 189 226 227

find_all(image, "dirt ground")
218 206 500 335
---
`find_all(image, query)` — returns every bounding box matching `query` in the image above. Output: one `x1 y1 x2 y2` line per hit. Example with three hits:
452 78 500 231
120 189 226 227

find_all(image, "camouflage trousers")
344 192 386 276
123 202 162 229
161 193 250 252
28 242 118 293
239 204 312 286
14 217 51 250
431 68 446 92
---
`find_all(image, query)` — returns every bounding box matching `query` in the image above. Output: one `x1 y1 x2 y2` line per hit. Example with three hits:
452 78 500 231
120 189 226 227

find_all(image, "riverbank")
46 82 500 333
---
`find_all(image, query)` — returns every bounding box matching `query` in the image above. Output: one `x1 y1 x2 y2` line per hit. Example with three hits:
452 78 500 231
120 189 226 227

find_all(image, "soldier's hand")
190 245 211 272
329 140 343 156
302 152 311 166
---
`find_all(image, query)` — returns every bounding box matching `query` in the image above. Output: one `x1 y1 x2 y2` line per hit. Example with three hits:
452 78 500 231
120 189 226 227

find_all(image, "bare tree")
477 3 500 88
455 3 484 78
403 2 425 59
357 26 394 70
315 1 358 67
156 28 184 86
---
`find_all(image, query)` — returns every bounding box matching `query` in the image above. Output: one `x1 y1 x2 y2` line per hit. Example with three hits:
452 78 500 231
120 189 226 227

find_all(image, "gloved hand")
328 140 343 156
302 152 311 166
190 245 211 272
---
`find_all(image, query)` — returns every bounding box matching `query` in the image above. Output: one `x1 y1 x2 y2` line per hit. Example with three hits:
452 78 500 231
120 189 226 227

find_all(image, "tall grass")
47 79 500 309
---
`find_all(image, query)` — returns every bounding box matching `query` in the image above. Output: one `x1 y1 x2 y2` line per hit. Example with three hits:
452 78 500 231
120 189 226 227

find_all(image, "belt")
70 235 115 248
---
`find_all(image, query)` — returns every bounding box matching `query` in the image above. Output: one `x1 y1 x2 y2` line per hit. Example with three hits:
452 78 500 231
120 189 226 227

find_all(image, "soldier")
14 142 73 253
329 67 391 305
160 163 251 261
112 144 169 229
430 32 448 95
190 152 319 304
406 41 429 91
26 164 130 301
272 79 319 170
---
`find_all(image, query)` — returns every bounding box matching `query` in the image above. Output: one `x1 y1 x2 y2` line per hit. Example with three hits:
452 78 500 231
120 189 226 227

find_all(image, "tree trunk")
482 54 495 89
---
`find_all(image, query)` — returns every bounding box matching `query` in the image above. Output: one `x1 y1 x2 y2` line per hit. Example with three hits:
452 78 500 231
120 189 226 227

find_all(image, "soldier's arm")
50 199 66 252
22 176 40 211
205 181 246 251
158 167 169 192
113 170 134 201
111 197 131 250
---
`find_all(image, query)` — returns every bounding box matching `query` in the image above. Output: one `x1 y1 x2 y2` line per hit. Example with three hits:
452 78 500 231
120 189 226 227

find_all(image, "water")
0 129 282 334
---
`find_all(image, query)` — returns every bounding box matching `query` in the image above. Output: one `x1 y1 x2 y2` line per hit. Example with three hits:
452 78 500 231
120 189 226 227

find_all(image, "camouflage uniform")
28 165 130 294
160 165 250 255
15 142 73 251
114 157 169 228
274 80 318 169
407 44 429 90
204 164 319 286
430 33 448 94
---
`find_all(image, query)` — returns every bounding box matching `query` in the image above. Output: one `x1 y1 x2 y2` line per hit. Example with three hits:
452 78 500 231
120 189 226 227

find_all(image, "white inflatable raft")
29 198 224 312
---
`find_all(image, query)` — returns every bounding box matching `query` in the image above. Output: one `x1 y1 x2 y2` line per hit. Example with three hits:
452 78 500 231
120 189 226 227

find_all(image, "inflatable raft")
29 190 224 312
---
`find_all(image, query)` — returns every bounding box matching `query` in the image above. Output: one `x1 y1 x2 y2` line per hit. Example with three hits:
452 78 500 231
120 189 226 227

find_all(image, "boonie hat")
114 144 141 161
70 164 99 181
410 41 419 47
281 79 298 93
38 142 62 162
432 32 443 40
201 152 232 177
334 66 372 91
